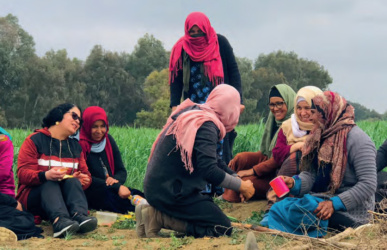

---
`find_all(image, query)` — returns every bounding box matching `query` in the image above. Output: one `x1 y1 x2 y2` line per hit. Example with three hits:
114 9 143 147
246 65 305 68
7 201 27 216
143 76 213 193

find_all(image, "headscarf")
260 84 296 158
169 12 223 86
281 86 323 145
149 84 240 173
79 106 115 175
301 91 356 193
0 127 12 141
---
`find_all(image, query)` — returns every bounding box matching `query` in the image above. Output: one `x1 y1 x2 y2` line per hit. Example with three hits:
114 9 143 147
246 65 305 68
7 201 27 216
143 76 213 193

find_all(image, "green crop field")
8 120 387 191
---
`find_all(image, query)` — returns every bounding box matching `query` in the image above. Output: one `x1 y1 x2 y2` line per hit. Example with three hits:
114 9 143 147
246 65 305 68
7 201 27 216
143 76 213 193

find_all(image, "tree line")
1 14 384 129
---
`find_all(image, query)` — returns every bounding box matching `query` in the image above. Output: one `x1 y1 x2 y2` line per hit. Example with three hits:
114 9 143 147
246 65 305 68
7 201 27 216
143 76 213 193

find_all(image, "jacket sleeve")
272 128 292 166
0 138 14 183
17 137 44 186
109 134 127 185
376 139 387 172
78 150 92 190
170 68 184 108
193 122 227 186
219 34 242 103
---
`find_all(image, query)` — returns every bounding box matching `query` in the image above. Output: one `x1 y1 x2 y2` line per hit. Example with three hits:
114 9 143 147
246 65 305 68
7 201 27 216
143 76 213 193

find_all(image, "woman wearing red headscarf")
169 12 242 168
79 106 144 213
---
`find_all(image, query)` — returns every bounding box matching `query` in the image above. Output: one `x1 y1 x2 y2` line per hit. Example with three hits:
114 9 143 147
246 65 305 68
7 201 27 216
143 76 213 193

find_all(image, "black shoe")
53 217 80 238
72 213 97 233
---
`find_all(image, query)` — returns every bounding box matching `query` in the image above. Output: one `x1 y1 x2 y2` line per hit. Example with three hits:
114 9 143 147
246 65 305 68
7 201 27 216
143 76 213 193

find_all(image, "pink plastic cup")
269 176 290 198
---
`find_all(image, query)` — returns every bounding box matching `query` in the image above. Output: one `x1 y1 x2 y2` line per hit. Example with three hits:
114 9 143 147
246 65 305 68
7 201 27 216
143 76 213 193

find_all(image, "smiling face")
296 100 313 123
91 120 107 142
189 25 204 37
269 97 288 121
59 107 81 136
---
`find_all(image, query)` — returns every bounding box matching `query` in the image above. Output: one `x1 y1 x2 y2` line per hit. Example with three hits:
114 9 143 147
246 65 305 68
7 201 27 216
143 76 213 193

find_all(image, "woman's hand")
314 200 334 220
45 168 66 181
16 201 23 211
118 185 131 199
73 172 91 186
290 142 305 153
237 169 254 178
239 179 255 202
106 177 119 186
281 176 295 189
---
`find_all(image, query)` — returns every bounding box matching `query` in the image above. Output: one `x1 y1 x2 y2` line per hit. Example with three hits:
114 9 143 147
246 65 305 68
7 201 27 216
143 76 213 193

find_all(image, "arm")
336 128 377 211
170 67 184 109
0 137 13 182
76 150 92 190
272 128 292 166
109 134 127 184
376 139 387 172
17 137 46 186
218 34 242 102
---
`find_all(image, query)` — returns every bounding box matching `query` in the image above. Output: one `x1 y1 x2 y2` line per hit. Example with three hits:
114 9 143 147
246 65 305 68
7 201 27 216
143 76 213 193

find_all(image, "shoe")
244 231 259 250
135 203 149 238
72 213 97 234
0 227 17 243
53 217 80 238
142 205 187 238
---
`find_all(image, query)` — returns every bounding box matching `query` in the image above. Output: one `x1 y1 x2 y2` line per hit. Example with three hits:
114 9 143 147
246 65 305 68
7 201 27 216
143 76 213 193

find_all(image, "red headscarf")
149 84 240 173
79 106 115 175
169 12 224 85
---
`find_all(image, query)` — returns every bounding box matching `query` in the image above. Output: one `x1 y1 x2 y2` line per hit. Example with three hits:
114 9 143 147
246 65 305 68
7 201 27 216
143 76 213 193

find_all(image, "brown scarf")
301 91 356 193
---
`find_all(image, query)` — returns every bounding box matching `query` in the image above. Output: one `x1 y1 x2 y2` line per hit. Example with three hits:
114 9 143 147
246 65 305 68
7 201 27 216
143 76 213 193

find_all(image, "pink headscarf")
169 12 224 85
149 84 240 173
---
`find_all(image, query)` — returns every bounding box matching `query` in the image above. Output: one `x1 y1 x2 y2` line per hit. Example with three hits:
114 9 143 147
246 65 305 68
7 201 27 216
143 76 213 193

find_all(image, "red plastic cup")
269 176 290 198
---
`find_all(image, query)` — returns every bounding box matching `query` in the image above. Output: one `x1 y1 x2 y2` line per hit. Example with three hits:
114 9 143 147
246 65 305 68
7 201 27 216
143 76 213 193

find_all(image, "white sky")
1 0 386 113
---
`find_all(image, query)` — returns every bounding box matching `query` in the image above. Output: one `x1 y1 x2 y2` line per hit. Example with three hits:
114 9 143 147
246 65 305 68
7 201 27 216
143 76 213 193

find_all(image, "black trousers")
329 212 358 231
28 178 88 222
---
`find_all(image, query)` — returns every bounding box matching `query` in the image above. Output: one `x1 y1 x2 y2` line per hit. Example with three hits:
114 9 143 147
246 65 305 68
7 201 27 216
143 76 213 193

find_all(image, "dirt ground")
1 200 386 250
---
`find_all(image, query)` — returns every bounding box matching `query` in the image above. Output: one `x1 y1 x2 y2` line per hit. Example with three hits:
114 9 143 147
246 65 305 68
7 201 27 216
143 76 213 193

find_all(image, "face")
296 100 312 123
91 120 107 142
269 97 288 121
189 25 204 37
309 108 321 126
59 107 81 136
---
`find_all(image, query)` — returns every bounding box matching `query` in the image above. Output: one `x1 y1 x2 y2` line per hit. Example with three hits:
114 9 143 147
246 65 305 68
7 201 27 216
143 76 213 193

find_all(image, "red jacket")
16 128 91 209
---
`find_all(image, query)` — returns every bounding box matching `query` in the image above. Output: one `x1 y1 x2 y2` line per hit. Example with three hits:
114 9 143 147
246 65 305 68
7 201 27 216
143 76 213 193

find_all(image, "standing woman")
16 103 97 238
222 84 296 202
79 106 144 213
169 11 242 166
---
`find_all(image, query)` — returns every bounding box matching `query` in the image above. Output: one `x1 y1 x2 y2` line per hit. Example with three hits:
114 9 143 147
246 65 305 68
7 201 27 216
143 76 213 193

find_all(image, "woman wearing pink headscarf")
136 85 254 238
169 12 242 169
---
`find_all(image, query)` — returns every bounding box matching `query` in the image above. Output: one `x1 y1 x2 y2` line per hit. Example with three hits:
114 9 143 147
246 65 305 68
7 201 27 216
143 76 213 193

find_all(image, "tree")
348 101 381 121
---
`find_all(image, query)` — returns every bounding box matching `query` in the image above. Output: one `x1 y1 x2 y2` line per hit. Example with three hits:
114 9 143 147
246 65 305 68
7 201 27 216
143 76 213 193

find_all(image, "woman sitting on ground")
16 103 97 238
79 106 144 213
222 84 296 202
269 91 377 236
265 86 322 211
136 84 255 238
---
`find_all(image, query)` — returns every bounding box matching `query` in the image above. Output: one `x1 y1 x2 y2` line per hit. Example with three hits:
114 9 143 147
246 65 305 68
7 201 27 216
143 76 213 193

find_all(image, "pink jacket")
0 135 15 198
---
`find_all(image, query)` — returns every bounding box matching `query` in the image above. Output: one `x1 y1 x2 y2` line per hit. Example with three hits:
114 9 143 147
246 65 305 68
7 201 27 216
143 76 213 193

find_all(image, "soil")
1 200 386 250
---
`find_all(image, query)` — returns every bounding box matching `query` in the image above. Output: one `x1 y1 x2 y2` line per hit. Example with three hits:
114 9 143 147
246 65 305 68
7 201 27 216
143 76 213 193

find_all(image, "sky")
1 0 386 113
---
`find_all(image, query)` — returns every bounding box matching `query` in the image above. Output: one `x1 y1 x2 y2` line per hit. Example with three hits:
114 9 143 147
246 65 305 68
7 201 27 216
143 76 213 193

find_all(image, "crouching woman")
137 84 255 238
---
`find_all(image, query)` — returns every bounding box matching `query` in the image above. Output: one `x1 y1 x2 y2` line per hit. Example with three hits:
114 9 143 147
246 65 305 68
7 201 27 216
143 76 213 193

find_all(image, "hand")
282 176 295 189
73 172 91 186
239 179 255 202
237 169 254 178
240 104 245 114
106 177 119 186
290 142 305 153
45 168 66 181
314 200 334 220
16 201 23 211
118 185 131 199
171 106 177 112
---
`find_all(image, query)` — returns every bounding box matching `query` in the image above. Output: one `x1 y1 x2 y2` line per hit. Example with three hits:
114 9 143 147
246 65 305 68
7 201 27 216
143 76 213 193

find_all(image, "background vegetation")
9 120 387 191
1 14 385 129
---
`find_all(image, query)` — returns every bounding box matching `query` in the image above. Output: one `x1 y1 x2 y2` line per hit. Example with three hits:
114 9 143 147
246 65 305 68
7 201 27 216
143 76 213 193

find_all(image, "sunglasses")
67 111 82 124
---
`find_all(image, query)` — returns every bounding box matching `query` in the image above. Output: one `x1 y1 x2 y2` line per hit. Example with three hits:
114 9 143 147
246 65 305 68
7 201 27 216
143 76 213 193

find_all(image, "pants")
28 178 88 222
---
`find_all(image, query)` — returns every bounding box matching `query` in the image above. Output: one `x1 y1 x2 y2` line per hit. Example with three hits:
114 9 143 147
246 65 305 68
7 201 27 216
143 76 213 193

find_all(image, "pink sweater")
0 135 15 198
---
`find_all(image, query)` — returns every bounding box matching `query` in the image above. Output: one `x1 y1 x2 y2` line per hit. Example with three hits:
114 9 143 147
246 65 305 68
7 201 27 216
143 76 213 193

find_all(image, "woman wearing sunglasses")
16 103 97 238
222 84 296 202
79 106 144 213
